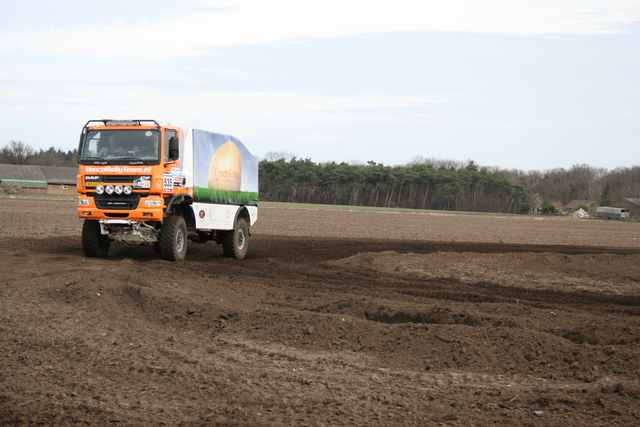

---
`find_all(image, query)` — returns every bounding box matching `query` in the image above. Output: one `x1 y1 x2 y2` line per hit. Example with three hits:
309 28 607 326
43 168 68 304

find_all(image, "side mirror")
168 136 179 160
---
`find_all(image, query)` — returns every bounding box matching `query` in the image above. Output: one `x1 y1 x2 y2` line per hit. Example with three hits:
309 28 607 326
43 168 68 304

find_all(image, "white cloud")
0 61 458 125
1 0 638 61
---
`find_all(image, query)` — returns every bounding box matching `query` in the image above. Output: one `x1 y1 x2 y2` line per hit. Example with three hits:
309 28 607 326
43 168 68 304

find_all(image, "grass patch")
194 186 258 205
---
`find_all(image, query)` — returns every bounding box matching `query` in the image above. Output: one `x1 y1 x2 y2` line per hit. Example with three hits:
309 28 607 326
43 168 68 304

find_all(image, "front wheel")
82 219 110 257
222 217 249 260
160 215 187 261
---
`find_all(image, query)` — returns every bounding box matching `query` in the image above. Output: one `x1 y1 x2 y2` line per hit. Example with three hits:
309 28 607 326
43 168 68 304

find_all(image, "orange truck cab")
77 119 258 260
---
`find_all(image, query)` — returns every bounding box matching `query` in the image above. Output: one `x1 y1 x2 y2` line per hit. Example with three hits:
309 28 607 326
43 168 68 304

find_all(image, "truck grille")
100 175 139 183
94 194 141 210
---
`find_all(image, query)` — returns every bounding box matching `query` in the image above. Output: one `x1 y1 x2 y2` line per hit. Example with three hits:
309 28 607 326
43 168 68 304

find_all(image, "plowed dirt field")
1 197 640 426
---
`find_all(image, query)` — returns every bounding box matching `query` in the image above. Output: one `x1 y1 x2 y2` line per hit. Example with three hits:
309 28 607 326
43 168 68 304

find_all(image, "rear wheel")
160 215 187 261
82 219 110 257
222 217 249 260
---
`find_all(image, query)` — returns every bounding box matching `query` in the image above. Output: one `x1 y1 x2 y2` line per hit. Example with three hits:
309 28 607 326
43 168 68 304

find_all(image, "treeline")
498 164 640 208
3 141 639 212
0 141 78 168
260 154 640 213
260 156 526 213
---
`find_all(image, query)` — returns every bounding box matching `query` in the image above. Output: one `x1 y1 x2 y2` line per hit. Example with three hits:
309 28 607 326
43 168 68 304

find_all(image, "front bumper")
77 195 164 221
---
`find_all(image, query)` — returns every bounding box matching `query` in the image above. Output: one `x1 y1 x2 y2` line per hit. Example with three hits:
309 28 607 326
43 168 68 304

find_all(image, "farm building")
38 166 78 195
610 198 640 218
0 164 77 195
563 200 598 214
529 200 563 214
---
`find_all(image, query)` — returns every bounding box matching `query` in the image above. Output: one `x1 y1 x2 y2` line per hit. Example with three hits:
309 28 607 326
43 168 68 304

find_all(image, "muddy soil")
1 197 640 426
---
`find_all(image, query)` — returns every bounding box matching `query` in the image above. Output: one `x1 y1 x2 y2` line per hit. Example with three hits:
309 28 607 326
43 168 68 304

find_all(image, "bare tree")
1 141 35 165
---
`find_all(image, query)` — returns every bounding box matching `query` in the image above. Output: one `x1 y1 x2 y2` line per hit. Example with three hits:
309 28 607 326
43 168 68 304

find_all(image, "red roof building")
563 200 597 213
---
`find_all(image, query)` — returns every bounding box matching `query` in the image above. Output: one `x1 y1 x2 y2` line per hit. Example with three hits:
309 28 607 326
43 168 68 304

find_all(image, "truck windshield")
79 129 160 163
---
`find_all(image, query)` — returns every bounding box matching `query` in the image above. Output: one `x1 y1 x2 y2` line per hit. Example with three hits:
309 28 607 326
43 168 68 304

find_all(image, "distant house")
529 193 544 213
564 200 597 214
611 198 640 218
0 164 77 195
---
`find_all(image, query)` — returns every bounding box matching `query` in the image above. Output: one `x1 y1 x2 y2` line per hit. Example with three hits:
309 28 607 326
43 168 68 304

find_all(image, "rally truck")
76 119 258 261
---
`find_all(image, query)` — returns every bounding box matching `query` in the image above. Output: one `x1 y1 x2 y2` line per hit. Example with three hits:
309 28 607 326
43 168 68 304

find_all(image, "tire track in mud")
248 236 640 259
241 236 640 314
242 236 640 354
4 235 639 317
5 234 640 347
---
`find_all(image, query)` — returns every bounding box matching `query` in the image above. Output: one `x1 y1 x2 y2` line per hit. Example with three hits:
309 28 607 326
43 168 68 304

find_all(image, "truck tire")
82 219 110 257
222 217 249 260
160 215 187 261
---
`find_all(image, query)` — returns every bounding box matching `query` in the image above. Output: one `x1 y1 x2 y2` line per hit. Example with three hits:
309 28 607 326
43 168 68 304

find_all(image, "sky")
1 0 638 171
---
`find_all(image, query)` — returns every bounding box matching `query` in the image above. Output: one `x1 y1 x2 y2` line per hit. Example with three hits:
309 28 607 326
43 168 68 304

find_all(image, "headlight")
105 185 114 195
114 185 123 195
123 186 132 195
144 199 163 207
78 198 90 205
96 185 104 195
